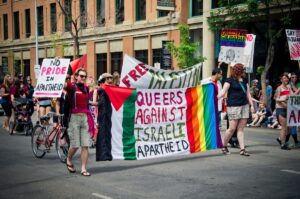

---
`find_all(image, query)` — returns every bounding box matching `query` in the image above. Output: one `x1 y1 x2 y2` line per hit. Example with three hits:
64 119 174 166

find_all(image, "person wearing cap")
218 63 254 156
98 73 113 86
93 72 113 161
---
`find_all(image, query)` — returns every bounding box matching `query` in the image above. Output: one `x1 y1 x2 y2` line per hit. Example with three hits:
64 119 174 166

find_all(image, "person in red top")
275 73 300 150
66 68 93 176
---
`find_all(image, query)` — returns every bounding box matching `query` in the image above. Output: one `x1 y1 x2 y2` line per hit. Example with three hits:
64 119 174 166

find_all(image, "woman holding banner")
65 68 94 176
218 63 254 156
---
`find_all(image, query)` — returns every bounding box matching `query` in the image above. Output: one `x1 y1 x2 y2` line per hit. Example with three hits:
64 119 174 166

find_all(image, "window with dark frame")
191 0 203 17
116 0 124 24
23 59 30 78
158 10 169 17
80 0 87 28
2 0 7 3
96 0 105 26
152 48 163 66
3 14 8 40
136 0 146 21
37 6 44 36
14 11 20 39
64 0 72 32
50 3 57 33
135 50 148 64
14 59 21 74
25 9 31 38
96 53 107 79
1 57 8 75
111 52 123 73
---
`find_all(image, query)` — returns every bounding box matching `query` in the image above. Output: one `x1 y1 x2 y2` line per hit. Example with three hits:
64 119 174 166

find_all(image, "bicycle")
31 112 69 163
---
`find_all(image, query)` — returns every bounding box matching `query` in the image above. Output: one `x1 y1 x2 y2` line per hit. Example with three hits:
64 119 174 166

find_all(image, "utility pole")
34 0 40 79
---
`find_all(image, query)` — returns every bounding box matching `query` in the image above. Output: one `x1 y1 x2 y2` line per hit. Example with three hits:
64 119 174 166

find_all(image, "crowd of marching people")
0 59 299 175
215 66 300 152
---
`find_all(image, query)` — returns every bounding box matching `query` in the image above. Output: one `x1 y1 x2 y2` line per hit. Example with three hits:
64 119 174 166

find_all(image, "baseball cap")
98 73 113 82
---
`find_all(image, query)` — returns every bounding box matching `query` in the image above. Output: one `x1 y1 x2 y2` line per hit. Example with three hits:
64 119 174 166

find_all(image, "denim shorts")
68 113 90 148
276 108 287 118
39 99 51 107
227 104 249 120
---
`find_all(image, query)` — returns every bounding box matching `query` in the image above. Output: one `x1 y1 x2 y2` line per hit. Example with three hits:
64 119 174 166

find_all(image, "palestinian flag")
96 83 223 161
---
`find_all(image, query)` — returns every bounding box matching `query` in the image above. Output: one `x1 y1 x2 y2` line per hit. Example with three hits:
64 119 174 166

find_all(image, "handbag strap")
239 82 246 94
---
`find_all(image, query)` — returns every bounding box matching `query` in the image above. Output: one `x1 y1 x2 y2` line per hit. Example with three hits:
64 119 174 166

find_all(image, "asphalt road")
0 119 299 199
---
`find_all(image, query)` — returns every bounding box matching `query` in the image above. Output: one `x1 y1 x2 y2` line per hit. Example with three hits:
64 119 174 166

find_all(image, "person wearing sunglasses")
65 68 94 176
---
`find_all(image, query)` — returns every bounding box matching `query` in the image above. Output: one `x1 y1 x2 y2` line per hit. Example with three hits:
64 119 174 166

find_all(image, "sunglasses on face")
79 75 87 79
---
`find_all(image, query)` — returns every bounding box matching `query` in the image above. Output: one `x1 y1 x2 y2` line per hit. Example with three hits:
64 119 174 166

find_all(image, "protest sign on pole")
244 34 256 73
287 94 300 127
285 29 300 60
218 29 247 64
33 58 70 98
120 55 202 89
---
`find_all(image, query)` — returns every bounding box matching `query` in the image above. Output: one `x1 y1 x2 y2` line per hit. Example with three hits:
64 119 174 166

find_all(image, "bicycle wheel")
24 122 33 136
31 125 46 158
55 130 69 163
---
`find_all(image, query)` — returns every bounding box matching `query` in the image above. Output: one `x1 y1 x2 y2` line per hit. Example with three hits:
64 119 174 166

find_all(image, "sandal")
81 170 91 177
221 147 230 155
240 149 250 156
66 162 76 173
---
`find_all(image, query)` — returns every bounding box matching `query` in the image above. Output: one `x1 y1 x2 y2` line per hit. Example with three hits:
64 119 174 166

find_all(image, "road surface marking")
281 169 300 175
92 193 114 199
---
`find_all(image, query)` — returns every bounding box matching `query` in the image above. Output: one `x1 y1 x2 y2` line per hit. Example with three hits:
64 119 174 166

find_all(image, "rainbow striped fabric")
96 83 223 161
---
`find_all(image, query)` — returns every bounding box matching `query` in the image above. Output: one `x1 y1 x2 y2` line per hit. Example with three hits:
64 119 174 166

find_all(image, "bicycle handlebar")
40 112 64 120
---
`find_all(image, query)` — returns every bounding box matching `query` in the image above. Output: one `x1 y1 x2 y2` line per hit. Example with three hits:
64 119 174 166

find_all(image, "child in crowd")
267 109 281 129
249 102 268 127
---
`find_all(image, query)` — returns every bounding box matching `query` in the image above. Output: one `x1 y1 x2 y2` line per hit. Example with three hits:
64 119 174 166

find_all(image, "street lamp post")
34 0 40 79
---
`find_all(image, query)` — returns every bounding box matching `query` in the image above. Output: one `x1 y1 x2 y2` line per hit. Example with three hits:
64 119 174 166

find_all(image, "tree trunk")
73 32 80 59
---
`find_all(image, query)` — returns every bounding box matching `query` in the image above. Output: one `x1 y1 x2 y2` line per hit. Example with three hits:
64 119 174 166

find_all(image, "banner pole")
226 64 230 78
248 73 251 86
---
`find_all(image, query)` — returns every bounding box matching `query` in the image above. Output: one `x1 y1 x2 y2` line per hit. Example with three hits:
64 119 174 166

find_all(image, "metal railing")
157 0 175 8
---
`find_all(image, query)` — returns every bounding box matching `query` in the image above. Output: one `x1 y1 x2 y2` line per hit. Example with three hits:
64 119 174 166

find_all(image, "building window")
116 0 124 24
25 9 31 38
14 11 20 39
80 0 87 28
111 52 123 73
158 10 168 17
161 40 172 69
37 6 44 36
14 59 21 75
152 49 163 66
136 0 146 21
3 14 8 40
96 0 105 26
64 0 72 32
96 53 107 78
50 3 57 33
190 0 203 17
1 57 8 75
2 0 7 3
23 60 30 78
135 50 148 64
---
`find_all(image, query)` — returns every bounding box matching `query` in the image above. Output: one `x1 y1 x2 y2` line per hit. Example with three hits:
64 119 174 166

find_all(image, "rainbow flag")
96 84 223 161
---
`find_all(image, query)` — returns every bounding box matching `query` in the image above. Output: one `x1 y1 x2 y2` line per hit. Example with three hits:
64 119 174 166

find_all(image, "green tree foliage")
166 24 206 69
208 0 300 104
